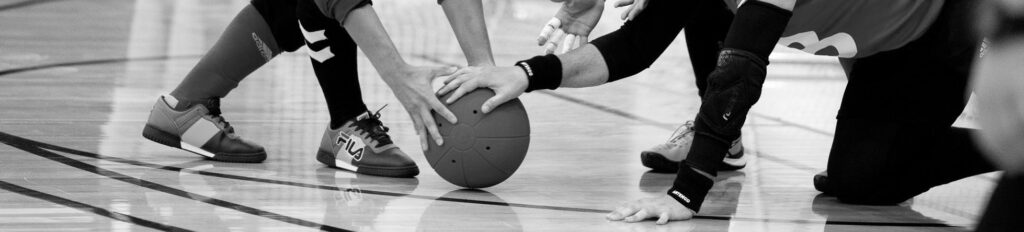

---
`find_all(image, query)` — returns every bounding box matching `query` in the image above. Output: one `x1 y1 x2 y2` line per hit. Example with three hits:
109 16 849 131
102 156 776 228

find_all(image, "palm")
555 0 603 36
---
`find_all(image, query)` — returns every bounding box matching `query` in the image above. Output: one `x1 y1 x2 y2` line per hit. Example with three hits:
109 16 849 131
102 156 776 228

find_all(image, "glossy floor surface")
0 0 998 231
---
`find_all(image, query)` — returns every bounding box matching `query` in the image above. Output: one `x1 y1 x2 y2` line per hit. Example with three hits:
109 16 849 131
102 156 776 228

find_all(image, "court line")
0 0 64 12
0 56 961 228
0 132 354 232
0 131 606 214
0 180 193 231
0 55 200 77
0 131 959 228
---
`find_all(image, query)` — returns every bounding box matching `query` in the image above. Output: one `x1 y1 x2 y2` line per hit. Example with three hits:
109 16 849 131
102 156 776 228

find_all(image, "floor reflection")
810 194 967 232
418 189 523 231
315 167 420 231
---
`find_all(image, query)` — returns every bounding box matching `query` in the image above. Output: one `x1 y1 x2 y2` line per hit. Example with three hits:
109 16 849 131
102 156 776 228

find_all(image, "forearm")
555 45 608 87
342 6 409 78
440 0 495 66
538 0 697 89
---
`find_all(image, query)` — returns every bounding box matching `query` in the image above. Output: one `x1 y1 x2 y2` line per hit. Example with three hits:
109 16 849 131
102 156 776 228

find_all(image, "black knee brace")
696 49 767 140
251 0 305 52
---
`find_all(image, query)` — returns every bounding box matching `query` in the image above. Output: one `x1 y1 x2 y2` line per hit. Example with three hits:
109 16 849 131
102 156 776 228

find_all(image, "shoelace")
200 99 237 138
664 121 695 146
357 105 393 146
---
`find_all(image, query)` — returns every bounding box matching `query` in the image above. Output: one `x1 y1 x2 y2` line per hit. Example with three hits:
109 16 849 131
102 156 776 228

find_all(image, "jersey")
728 0 945 58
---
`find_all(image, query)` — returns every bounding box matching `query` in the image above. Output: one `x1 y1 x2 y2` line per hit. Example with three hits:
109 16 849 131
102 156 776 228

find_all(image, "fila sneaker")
142 95 267 163
316 108 418 178
640 121 748 173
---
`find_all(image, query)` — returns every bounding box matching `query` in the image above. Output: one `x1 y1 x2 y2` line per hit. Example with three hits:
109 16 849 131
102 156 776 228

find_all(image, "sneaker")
316 107 419 178
142 95 266 163
640 120 747 173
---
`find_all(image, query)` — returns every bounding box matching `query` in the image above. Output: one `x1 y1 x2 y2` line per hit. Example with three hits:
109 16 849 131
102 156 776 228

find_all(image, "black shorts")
249 0 370 53
824 0 995 205
838 0 981 126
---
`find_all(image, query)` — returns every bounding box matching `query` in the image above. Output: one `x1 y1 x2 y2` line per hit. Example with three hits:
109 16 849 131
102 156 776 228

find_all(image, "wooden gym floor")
0 0 999 231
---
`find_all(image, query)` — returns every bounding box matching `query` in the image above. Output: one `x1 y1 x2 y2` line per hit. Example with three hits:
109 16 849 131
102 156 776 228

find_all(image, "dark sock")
296 14 368 129
170 5 282 100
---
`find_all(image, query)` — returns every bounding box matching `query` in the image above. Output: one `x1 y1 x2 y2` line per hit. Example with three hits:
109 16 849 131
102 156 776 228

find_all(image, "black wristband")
516 54 562 92
667 163 715 213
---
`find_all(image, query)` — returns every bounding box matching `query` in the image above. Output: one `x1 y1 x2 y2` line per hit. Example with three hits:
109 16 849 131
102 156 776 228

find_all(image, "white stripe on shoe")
334 159 359 172
180 119 221 157
181 142 216 158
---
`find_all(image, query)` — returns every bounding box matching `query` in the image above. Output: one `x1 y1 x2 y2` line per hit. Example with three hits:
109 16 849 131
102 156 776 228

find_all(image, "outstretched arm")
438 0 696 112
341 5 458 151
439 0 495 66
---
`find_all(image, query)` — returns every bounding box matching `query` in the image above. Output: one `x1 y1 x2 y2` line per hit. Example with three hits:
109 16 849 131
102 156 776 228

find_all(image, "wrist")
469 60 496 67
516 54 563 92
667 162 714 213
378 63 415 83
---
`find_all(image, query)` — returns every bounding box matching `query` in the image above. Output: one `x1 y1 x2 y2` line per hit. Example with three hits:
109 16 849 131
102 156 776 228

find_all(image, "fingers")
620 5 633 20
656 212 670 225
419 109 444 146
543 29 566 54
537 18 562 45
429 97 458 124
623 209 650 223
442 72 459 84
606 205 640 221
481 90 516 114
614 0 635 7
437 75 466 96
559 34 577 54
434 66 458 77
445 79 478 104
410 115 428 151
626 0 646 21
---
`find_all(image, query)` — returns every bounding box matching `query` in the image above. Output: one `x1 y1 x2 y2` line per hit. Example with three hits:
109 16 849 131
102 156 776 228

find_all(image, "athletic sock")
170 5 282 100
296 16 368 129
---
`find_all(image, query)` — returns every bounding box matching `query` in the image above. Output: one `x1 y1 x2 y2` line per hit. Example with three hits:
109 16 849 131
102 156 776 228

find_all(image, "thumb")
480 93 516 114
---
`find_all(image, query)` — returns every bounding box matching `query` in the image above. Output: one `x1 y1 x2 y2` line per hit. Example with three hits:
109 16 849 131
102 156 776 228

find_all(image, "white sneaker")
640 121 747 172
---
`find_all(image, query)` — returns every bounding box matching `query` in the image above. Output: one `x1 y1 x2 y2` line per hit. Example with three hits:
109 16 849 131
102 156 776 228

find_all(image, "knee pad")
251 0 305 52
696 49 767 139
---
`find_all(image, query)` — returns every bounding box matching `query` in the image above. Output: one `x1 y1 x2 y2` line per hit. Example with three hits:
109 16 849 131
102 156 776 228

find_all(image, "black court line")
0 0 64 12
0 132 958 228
0 55 201 77
0 132 352 232
0 180 193 231
0 131 606 215
0 55 961 228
